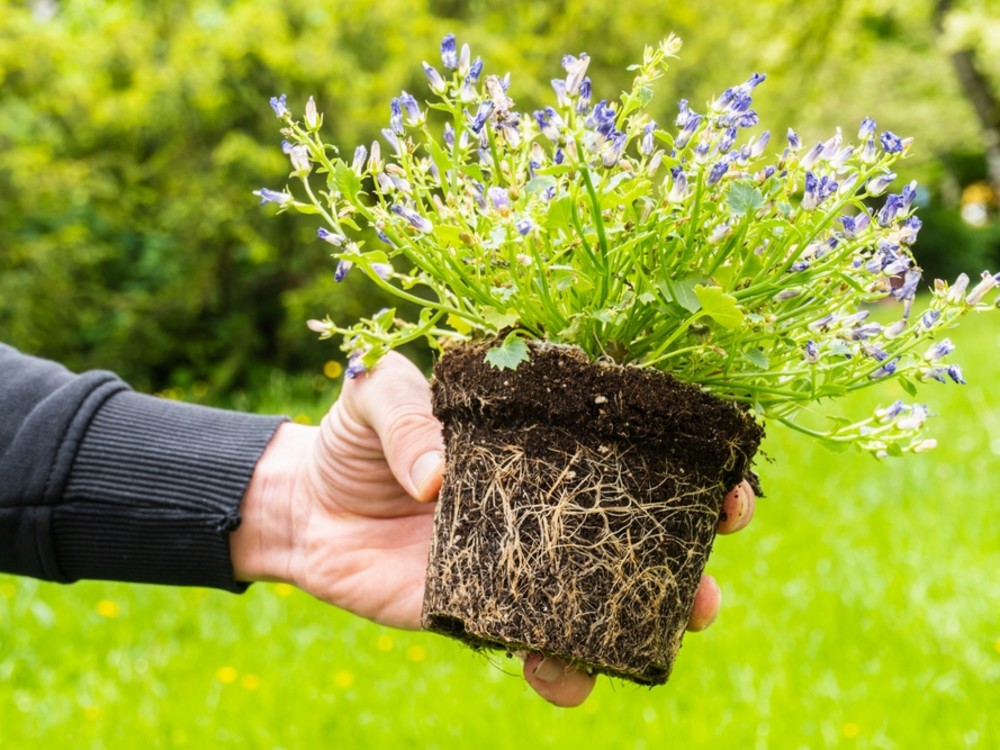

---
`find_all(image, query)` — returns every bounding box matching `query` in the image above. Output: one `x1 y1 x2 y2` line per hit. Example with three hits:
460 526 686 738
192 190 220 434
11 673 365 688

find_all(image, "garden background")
1 0 998 747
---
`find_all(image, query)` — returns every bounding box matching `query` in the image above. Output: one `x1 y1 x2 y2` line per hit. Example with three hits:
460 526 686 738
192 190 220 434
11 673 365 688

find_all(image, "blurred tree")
0 0 996 389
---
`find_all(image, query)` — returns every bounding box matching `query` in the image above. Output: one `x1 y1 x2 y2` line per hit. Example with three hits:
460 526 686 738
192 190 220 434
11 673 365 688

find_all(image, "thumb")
340 352 445 502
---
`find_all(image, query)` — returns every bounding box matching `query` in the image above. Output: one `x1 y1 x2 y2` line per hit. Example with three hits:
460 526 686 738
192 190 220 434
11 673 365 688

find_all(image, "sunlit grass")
1 311 997 748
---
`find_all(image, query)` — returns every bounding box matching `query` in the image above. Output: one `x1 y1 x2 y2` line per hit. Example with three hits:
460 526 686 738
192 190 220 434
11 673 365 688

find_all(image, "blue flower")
534 106 563 141
334 260 353 282
601 130 628 167
802 172 838 210
718 126 737 154
805 340 819 362
876 194 904 227
858 117 876 140
269 94 288 118
516 218 534 235
487 186 509 210
898 216 922 245
398 91 422 126
586 100 617 138
860 138 878 164
468 100 495 134
389 98 404 135
667 167 689 202
892 269 922 301
561 53 591 96
376 228 396 248
786 128 801 151
441 34 458 70
947 364 966 384
880 131 904 153
707 160 729 185
577 77 592 113
253 188 292 206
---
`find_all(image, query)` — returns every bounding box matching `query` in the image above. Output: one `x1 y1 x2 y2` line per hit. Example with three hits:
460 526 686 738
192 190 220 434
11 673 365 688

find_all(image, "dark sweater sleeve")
0 344 286 591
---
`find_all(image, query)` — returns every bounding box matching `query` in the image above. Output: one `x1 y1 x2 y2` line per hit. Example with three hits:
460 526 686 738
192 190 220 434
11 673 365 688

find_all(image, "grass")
2 311 998 749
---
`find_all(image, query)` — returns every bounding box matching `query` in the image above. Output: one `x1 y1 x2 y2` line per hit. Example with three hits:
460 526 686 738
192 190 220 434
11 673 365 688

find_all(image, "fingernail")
533 657 564 684
411 451 444 495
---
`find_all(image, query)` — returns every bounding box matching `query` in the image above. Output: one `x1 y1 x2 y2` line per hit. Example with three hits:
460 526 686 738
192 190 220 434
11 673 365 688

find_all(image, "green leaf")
484 331 530 371
447 313 473 335
333 161 362 201
658 274 704 313
483 307 520 331
899 378 918 397
694 284 745 329
544 195 574 230
742 348 770 369
726 181 765 215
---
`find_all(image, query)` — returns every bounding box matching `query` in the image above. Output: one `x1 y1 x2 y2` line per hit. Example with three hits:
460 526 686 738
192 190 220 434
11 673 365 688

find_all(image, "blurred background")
1 1 998 748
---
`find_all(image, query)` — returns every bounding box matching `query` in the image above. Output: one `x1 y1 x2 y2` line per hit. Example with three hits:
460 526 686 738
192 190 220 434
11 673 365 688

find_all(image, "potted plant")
254 34 997 684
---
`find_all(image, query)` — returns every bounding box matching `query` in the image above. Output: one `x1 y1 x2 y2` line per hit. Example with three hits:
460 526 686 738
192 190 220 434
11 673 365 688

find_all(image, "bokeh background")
1 1 998 748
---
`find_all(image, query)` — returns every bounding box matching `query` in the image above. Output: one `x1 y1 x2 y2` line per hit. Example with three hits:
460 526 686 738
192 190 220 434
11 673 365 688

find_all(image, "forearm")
0 342 286 590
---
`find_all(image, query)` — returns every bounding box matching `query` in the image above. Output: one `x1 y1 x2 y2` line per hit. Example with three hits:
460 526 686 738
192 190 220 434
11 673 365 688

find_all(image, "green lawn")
2 312 998 749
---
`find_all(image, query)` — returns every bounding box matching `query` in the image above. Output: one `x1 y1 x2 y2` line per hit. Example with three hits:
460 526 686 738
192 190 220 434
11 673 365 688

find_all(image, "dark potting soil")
422 340 764 685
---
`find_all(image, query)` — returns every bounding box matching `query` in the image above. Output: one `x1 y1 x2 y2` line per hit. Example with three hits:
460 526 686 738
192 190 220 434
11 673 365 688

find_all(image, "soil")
421 340 764 685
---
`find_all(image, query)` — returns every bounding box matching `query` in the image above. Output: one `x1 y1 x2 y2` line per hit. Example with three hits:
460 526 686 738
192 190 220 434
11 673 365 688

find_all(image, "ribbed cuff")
53 391 286 592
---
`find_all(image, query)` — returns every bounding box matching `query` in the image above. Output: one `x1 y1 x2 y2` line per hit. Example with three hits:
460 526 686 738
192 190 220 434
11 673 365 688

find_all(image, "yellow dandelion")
323 360 344 379
334 670 355 689
216 667 238 684
406 645 427 663
842 722 860 739
273 583 295 598
96 599 120 618
84 706 101 721
376 634 394 652
241 674 261 691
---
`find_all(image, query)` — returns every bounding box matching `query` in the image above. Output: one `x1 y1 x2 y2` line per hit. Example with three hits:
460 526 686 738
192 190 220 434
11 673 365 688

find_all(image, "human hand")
231 352 756 707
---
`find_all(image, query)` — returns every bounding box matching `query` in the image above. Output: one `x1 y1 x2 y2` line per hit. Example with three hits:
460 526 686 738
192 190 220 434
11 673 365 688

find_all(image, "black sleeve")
0 344 286 591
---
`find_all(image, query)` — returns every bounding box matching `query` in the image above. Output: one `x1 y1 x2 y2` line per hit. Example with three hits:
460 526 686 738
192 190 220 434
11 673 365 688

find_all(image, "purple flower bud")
801 142 824 169
884 319 907 338
786 128 801 151
345 353 367 379
561 52 591 95
860 138 878 164
577 77 592 113
675 99 695 129
867 171 896 197
947 364 966 384
376 229 396 248
318 227 347 246
443 122 455 149
351 145 368 175
858 117 876 140
466 58 484 85
253 188 292 206
468 100 495 134
869 356 900 379
516 218 534 235
602 130 628 167
791 260 810 272
441 34 458 70
893 269 922 301
269 94 288 118
398 91 422 125
422 62 447 94
880 131 904 153
667 167 689 202
389 97 404 135
805 340 819 362
391 203 434 233
924 338 955 361
334 260 353 282
921 309 942 328
965 270 1000 305
718 126 737 154
487 186 509 210
641 121 657 155
371 262 393 279
749 130 770 158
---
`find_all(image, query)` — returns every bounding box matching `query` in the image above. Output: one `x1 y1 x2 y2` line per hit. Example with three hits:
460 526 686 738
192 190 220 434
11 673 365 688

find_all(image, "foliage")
0 0 996 390
264 34 998 455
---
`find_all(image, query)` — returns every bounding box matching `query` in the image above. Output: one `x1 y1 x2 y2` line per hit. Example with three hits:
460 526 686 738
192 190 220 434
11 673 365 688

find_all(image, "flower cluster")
255 34 998 455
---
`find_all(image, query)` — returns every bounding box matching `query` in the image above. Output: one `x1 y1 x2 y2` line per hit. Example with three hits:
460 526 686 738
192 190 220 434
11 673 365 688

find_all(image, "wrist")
230 421 316 583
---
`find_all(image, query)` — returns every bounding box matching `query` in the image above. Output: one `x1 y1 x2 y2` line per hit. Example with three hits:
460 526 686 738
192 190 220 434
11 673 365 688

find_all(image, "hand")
231 352 756 707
